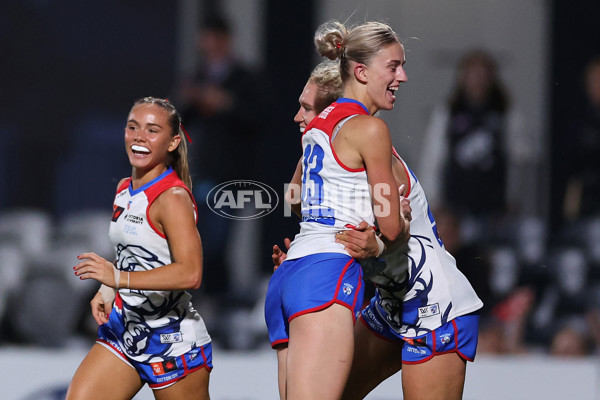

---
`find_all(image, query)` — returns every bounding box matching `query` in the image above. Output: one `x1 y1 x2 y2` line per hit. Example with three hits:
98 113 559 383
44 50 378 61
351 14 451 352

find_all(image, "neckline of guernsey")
336 98 369 115
129 166 173 196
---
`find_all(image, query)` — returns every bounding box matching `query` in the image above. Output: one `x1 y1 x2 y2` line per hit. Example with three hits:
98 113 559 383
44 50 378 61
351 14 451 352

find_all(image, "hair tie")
164 98 192 144
180 123 193 144
336 41 342 49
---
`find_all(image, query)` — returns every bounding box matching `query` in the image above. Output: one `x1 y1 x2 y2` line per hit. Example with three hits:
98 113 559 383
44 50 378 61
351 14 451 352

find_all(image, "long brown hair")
130 97 192 189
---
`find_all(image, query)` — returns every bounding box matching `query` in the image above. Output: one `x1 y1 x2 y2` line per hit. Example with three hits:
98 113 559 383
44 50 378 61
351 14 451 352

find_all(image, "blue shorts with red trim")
97 324 213 389
264 253 364 348
360 305 479 364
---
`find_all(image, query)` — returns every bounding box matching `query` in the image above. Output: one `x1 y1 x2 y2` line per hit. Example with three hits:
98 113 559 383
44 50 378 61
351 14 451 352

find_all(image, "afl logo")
207 180 279 220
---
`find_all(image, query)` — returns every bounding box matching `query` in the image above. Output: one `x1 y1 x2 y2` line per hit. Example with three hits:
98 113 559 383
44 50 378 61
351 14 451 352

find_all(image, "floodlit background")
1 0 600 399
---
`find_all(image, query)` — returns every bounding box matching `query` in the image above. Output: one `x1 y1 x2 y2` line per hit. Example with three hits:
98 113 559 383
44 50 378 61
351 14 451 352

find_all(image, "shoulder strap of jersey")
144 170 198 226
303 101 369 138
116 178 132 194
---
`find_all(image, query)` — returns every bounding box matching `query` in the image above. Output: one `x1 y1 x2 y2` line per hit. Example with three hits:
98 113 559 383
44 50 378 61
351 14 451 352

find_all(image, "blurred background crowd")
1 0 600 360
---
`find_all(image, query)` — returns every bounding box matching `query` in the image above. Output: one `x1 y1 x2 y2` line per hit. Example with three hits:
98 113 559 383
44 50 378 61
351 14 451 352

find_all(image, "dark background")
1 0 600 265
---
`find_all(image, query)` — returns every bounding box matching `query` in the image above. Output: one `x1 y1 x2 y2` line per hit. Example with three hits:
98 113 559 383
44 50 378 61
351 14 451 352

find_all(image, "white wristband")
375 234 385 257
99 284 116 303
114 268 121 289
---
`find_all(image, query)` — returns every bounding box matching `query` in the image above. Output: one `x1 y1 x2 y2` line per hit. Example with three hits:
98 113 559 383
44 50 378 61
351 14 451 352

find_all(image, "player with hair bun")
265 19 411 400
273 20 483 400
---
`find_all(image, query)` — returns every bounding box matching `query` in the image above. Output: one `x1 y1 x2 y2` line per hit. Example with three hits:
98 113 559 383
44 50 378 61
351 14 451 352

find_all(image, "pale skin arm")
336 184 412 258
74 187 204 291
343 116 406 248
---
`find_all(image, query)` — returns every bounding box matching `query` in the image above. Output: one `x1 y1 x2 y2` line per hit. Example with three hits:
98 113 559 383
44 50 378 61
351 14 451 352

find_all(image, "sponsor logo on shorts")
342 282 354 295
207 180 279 220
156 373 179 382
160 332 183 344
404 337 427 347
364 308 384 333
418 303 440 318
406 346 427 355
151 359 179 376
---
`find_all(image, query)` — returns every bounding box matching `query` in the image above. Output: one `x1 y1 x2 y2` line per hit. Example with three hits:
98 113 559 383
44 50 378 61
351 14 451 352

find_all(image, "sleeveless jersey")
370 149 483 337
108 167 211 363
286 99 375 260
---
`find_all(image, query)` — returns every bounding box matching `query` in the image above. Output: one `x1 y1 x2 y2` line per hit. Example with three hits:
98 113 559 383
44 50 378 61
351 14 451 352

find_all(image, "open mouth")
131 145 150 155
387 86 398 99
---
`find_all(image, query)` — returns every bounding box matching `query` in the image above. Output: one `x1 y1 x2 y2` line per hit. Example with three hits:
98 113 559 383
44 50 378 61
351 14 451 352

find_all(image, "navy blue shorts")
264 253 364 348
97 324 213 389
360 305 479 364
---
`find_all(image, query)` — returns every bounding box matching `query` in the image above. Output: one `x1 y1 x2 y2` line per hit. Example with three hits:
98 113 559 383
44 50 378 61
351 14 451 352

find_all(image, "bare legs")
401 353 466 400
342 319 403 400
153 367 210 400
342 319 467 400
66 343 211 400
66 344 143 400
278 304 355 400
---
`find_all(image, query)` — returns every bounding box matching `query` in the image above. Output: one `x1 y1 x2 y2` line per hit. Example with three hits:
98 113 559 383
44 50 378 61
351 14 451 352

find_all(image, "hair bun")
314 20 348 61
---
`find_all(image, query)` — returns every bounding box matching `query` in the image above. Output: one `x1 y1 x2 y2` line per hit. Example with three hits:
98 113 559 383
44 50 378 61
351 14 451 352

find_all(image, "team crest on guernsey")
343 282 354 295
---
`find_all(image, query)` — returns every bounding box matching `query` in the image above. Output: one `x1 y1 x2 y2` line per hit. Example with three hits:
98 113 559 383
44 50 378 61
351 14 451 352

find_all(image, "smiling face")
124 103 181 180
364 42 407 111
293 82 322 133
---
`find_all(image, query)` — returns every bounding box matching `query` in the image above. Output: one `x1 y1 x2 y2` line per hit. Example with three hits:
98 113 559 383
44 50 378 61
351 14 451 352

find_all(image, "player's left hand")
74 252 120 287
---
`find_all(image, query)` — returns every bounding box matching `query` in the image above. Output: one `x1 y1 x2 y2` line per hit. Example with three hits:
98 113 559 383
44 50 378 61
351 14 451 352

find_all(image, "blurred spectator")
176 15 264 299
483 286 536 354
562 56 600 222
419 49 534 245
523 246 594 352
434 206 495 312
550 317 594 357
434 206 537 354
